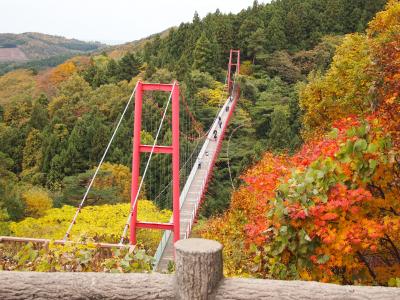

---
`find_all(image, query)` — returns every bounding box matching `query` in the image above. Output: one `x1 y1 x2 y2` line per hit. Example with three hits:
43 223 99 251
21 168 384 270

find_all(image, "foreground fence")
1 238 399 299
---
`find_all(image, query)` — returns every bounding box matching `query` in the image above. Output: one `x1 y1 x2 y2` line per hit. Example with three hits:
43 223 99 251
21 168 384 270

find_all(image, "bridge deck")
156 92 237 272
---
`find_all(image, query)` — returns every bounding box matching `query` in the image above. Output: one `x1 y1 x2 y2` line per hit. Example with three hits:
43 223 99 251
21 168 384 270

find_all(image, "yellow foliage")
196 82 227 107
240 61 253 76
10 201 171 254
49 61 77 87
0 69 38 106
299 34 373 138
94 162 131 201
48 74 92 117
21 187 53 218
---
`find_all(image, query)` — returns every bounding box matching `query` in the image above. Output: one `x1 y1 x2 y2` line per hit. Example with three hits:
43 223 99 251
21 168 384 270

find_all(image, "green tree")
117 52 142 82
29 95 49 130
265 15 287 52
46 154 64 190
86 112 109 164
21 129 44 184
238 18 264 59
0 152 25 221
41 121 68 175
176 55 190 80
247 27 267 63
105 59 119 83
62 120 88 176
57 169 119 207
0 104 4 122
267 108 292 150
192 33 219 75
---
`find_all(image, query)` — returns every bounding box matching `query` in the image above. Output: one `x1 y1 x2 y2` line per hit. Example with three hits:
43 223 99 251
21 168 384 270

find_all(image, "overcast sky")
0 0 268 45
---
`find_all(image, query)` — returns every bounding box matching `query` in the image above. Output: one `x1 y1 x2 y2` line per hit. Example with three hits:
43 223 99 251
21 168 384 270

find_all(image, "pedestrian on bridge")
213 129 218 141
218 116 222 128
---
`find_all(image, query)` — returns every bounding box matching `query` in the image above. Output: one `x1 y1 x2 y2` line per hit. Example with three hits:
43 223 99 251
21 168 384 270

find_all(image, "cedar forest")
1 0 399 287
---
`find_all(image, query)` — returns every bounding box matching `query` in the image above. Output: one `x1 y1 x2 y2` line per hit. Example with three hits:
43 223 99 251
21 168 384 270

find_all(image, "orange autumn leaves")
202 1 400 284
203 115 399 284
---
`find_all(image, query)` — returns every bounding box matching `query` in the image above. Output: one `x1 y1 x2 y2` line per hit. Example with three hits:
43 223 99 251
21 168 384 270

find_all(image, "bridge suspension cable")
63 82 139 241
151 73 230 205
119 82 177 245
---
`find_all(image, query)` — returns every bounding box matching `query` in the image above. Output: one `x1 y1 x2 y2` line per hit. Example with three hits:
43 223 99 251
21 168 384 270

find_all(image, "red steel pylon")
227 49 240 93
130 82 180 245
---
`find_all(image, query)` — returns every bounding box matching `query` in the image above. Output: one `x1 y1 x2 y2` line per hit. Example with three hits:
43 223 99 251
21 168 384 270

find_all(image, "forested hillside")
202 0 400 286
0 32 105 75
0 0 394 280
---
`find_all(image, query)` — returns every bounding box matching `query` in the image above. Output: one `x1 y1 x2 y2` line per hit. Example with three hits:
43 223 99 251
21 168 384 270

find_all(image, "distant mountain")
0 32 106 62
0 32 106 75
105 28 172 59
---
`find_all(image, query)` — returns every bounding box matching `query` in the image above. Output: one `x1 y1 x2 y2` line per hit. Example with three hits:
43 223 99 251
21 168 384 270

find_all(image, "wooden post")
174 238 223 300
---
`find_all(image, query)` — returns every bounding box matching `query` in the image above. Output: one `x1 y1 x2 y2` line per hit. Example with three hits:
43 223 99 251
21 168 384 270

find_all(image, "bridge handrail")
154 73 239 269
153 93 234 269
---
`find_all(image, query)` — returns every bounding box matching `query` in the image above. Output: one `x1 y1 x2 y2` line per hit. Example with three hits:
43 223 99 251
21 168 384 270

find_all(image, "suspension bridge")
0 49 241 272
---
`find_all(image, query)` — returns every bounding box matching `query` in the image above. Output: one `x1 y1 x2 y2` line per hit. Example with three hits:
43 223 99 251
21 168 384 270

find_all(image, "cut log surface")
0 271 174 300
175 238 223 300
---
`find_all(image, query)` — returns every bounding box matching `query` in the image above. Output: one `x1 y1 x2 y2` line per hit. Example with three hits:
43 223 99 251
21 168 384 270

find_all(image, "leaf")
280 226 288 235
388 278 400 288
316 170 325 179
316 254 330 264
366 143 378 153
353 139 367 152
321 213 338 221
369 159 377 171
328 128 339 139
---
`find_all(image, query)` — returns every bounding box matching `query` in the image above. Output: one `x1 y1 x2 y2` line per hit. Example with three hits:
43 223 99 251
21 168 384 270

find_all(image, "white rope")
63 82 139 241
119 81 177 245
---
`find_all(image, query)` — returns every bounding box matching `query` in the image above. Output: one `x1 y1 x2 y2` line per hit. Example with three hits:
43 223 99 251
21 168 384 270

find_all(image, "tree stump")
175 238 223 300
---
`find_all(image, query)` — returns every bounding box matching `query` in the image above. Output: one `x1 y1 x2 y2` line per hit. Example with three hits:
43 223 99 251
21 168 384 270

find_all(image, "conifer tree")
268 108 292 150
117 52 142 82
247 27 267 63
63 120 89 176
193 32 219 75
29 95 49 130
0 105 3 122
47 154 64 190
265 15 287 52
106 59 119 83
238 18 264 58
22 129 43 176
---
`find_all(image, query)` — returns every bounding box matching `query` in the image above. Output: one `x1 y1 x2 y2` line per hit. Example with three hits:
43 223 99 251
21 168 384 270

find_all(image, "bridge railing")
2 238 399 300
153 91 236 269
183 175 206 239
